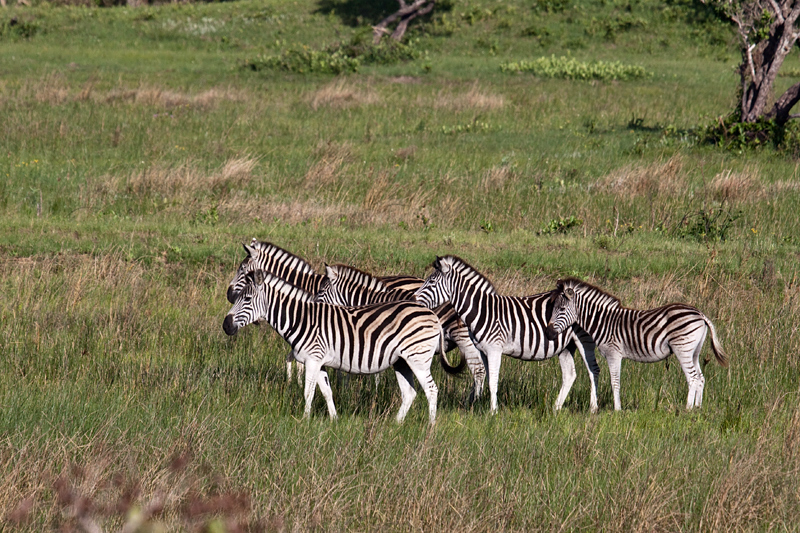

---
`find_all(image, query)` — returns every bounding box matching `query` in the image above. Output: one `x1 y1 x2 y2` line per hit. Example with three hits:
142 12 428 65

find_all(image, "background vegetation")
2 0 800 530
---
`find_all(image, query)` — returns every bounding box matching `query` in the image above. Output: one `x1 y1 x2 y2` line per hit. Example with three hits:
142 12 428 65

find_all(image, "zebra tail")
439 327 466 375
705 315 729 368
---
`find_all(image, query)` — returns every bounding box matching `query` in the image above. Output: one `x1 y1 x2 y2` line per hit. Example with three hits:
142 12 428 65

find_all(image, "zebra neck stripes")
227 239 324 304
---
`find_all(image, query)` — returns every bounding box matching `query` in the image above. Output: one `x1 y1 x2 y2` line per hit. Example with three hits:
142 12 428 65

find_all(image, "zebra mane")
248 239 317 276
326 263 388 292
250 269 316 303
436 255 497 294
559 277 621 309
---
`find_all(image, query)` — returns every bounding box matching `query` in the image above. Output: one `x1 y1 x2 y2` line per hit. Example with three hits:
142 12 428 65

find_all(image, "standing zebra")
227 240 324 383
315 263 487 402
545 278 729 410
414 256 600 414
223 269 443 423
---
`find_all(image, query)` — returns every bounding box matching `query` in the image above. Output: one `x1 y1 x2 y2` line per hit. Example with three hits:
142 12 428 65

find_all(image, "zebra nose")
544 324 558 341
223 314 238 336
226 286 238 304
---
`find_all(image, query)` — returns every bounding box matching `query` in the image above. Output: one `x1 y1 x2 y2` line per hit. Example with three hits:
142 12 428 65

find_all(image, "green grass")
2 0 800 530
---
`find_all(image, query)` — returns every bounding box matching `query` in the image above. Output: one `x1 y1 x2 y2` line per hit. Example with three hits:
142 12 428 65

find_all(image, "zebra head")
313 265 348 306
223 269 265 336
227 240 260 304
545 280 578 340
414 256 453 309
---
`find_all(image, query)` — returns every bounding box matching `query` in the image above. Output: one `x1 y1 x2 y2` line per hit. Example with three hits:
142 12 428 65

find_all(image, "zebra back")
227 239 324 303
316 264 418 306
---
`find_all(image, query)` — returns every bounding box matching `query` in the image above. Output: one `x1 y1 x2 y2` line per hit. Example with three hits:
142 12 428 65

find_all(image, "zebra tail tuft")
705 316 729 368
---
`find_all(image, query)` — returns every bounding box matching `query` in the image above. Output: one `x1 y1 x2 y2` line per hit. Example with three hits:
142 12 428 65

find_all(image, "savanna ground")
2 0 800 530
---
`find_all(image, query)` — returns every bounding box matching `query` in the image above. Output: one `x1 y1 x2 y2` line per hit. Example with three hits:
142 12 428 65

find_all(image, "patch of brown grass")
434 83 505 112
18 77 244 109
310 79 380 110
303 142 352 190
125 156 257 199
596 155 686 199
705 168 760 202
481 165 517 193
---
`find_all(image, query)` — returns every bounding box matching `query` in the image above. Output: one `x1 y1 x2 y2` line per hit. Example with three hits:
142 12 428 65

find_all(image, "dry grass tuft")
596 156 686 199
705 168 760 202
105 86 244 109
393 145 417 161
304 142 352 190
434 84 505 112
125 156 257 199
310 79 380 110
481 165 517 193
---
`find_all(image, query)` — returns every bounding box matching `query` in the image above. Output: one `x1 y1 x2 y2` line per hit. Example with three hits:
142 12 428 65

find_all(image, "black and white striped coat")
414 256 600 414
226 240 421 382
545 278 729 410
315 263 488 402
223 270 443 423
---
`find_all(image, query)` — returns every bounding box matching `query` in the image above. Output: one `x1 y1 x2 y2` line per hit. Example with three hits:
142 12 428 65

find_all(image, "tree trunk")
373 0 435 45
737 1 800 124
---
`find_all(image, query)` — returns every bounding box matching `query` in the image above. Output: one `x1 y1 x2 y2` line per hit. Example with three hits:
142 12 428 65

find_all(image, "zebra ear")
432 256 441 270
254 269 265 286
243 243 257 258
325 264 337 281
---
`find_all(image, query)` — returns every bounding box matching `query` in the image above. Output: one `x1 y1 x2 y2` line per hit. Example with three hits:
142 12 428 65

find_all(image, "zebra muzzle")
544 324 558 341
223 314 239 336
226 286 239 304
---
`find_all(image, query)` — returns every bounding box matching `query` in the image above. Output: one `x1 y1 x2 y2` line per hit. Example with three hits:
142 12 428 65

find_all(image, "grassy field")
2 0 800 530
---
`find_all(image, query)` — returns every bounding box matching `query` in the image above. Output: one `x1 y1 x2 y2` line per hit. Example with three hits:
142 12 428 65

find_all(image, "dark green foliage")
674 206 741 242
245 33 420 74
539 216 583 235
0 14 40 39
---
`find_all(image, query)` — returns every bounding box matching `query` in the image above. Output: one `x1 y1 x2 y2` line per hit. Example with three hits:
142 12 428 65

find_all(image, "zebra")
413 255 601 414
223 269 443 423
315 263 487 402
545 278 729 410
227 240 324 383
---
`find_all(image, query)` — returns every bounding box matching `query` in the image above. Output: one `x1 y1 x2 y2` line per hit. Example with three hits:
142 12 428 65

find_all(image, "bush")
245 34 421 74
0 15 40 40
246 46 360 74
500 55 651 81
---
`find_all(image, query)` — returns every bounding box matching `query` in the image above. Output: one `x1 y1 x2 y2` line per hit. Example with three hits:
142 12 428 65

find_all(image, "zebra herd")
223 240 729 423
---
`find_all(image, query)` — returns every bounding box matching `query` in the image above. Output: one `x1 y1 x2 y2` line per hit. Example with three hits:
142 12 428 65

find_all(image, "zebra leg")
302 360 322 418
691 331 708 408
485 348 503 414
574 339 600 414
405 356 439 425
393 360 418 423
676 336 706 410
315 369 337 419
296 361 305 386
605 351 624 411
554 350 577 412
448 324 487 403
285 350 295 383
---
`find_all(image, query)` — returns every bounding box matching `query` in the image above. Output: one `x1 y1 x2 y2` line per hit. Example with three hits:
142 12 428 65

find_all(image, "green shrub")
0 15 40 40
245 34 420 74
673 207 741 242
245 46 360 74
538 215 583 235
500 55 651 81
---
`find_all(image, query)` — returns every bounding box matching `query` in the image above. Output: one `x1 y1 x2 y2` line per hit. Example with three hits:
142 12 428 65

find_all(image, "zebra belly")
324 350 398 375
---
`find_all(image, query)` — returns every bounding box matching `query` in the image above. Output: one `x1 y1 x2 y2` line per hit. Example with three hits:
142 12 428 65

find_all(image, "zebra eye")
565 288 575 299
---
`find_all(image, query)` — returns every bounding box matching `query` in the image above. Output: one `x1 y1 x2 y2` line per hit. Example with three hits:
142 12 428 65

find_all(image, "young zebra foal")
223 270 444 423
545 278 729 410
